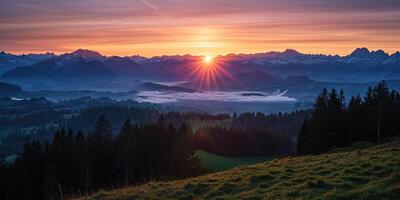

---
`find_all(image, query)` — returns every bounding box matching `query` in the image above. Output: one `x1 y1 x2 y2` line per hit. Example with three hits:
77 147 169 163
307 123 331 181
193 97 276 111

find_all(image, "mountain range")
1 49 142 79
0 48 399 91
0 51 54 74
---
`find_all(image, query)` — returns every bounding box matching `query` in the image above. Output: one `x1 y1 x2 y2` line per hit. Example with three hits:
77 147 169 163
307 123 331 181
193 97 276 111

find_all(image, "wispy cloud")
140 0 158 10
0 0 400 56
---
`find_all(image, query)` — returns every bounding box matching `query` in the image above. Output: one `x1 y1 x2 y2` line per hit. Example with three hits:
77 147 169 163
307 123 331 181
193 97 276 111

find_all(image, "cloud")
1 0 400 56
140 0 158 10
135 90 296 104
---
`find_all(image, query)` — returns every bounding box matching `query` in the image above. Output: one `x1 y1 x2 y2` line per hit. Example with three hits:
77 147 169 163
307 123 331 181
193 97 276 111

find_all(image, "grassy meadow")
196 150 272 172
83 138 400 200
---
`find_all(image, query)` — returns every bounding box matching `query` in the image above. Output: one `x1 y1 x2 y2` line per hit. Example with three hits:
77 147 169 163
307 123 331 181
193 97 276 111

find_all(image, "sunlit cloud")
0 0 399 56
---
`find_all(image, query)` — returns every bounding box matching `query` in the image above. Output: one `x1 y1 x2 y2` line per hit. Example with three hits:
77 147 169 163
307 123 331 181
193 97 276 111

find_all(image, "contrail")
140 0 158 10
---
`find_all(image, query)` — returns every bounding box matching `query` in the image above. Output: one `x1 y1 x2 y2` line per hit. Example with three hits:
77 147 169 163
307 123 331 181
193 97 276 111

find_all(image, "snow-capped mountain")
1 48 399 83
230 48 398 66
1 49 142 79
0 51 55 74
345 48 391 66
58 49 106 62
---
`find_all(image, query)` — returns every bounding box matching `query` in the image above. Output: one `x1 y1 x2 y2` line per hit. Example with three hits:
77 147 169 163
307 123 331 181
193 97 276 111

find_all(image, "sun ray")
183 55 235 91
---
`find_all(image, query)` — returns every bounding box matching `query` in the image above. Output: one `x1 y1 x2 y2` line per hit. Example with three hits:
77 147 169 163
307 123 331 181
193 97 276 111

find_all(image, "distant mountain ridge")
139 82 195 93
1 47 399 66
1 48 399 84
0 51 55 74
0 82 24 97
0 81 137 100
1 49 142 79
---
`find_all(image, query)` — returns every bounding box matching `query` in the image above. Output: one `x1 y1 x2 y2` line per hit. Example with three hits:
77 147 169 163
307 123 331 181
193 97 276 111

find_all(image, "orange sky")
1 0 400 57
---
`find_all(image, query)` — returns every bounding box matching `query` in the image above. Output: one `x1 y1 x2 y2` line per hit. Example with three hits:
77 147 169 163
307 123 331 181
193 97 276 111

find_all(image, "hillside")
0 82 24 97
83 139 400 200
196 150 272 172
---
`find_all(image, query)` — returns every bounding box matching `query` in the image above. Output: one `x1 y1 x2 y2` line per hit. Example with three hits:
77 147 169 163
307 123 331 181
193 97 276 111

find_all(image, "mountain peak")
0 51 11 56
350 47 370 58
387 51 400 63
283 49 301 56
391 51 400 56
68 49 104 60
371 49 389 59
71 49 103 55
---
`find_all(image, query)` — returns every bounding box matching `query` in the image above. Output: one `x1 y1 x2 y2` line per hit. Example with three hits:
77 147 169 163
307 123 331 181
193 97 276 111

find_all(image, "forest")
0 111 306 199
1 81 399 199
297 81 400 155
0 116 204 199
0 105 306 157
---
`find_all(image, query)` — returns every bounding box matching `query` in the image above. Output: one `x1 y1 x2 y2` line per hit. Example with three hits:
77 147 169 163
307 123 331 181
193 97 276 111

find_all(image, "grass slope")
196 150 272 172
85 139 400 200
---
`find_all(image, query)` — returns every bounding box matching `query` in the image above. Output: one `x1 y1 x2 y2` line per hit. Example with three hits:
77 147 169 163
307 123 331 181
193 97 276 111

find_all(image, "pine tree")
347 94 363 142
73 131 89 194
18 141 46 199
308 88 329 154
296 118 309 155
364 81 391 141
170 123 202 178
87 115 114 189
113 119 137 186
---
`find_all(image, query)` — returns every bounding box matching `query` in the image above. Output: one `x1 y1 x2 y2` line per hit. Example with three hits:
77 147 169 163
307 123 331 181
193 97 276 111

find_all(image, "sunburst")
203 55 213 64
184 55 234 91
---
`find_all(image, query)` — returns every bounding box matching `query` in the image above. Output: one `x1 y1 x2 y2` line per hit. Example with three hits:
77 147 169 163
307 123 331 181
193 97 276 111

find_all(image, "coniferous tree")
363 81 391 141
170 123 202 178
73 131 89 194
16 141 46 199
298 81 400 155
113 119 136 186
87 115 114 189
296 118 309 155
347 94 363 142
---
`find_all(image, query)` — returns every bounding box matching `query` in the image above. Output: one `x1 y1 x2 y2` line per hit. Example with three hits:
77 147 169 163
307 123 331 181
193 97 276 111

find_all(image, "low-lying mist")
135 90 296 104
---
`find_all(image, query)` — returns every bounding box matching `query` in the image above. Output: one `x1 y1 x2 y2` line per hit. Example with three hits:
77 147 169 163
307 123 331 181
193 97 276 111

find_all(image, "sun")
203 55 213 64
184 54 234 91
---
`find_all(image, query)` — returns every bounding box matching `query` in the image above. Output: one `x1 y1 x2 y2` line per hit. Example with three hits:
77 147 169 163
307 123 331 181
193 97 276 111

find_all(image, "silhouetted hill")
139 82 195 93
281 75 314 86
104 56 143 77
234 71 279 86
0 82 24 97
0 81 137 100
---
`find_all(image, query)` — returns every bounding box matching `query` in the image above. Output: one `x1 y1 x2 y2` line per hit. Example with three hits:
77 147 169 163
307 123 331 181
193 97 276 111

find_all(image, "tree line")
1 106 308 158
232 110 309 137
191 111 308 157
297 81 400 155
0 116 204 200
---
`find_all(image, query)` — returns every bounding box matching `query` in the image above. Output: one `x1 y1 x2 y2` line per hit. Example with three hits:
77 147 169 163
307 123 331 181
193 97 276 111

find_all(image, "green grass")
196 150 272 172
327 141 375 153
82 138 400 200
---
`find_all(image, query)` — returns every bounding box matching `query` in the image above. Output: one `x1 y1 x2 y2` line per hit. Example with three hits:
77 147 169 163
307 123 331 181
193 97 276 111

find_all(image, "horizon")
1 0 400 57
2 47 399 58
